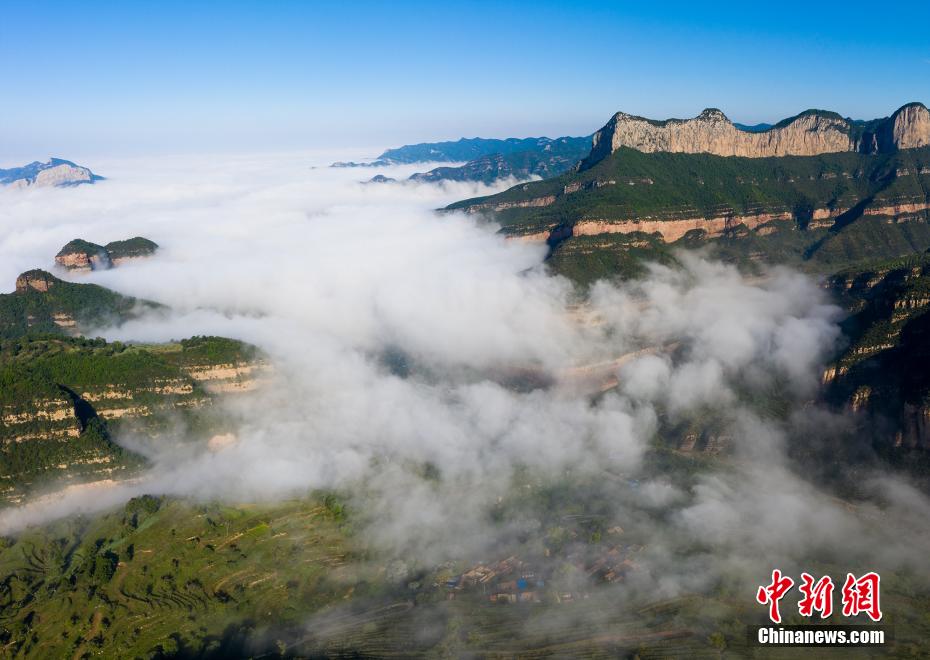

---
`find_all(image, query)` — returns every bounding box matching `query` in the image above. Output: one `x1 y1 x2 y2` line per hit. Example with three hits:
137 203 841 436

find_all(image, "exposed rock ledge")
15 269 58 293
514 201 930 244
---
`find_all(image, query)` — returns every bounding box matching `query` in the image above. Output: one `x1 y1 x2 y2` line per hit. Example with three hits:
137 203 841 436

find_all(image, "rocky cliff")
580 103 930 169
15 270 58 293
821 254 930 459
0 158 102 188
55 237 158 270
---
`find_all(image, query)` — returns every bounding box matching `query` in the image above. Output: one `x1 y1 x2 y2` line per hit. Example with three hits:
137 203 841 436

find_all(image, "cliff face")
55 240 112 271
580 103 930 169
823 255 930 452
15 269 58 293
892 103 930 150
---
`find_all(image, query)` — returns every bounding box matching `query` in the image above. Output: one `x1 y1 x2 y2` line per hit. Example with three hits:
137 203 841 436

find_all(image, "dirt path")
71 608 104 660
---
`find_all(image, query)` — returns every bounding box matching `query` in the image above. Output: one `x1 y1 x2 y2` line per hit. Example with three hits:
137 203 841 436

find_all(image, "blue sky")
2 0 928 159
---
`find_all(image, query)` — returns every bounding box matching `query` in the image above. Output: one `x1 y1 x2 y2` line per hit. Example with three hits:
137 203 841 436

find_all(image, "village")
441 540 642 605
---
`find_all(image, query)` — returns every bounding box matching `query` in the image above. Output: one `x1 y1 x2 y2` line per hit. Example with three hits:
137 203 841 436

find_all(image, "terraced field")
0 496 355 657
3 490 928 658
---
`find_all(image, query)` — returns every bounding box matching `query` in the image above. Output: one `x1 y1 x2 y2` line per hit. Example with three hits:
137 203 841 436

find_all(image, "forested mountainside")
0 335 266 505
0 270 160 340
451 145 930 285
0 255 267 506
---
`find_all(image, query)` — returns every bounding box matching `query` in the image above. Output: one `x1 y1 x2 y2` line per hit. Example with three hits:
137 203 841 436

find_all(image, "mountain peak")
15 269 60 294
0 158 102 188
698 108 729 121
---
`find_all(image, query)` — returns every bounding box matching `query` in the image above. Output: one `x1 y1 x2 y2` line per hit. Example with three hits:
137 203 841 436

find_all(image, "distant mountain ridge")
333 137 571 168
580 102 930 169
377 136 587 164
733 122 773 132
336 136 591 184
407 136 591 184
0 158 103 188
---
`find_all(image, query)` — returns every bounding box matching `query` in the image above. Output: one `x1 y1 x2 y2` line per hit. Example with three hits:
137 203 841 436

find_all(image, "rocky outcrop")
55 237 158 270
0 158 102 188
461 195 558 214
55 240 112 271
580 103 929 168
15 269 58 293
553 201 930 243
891 103 930 150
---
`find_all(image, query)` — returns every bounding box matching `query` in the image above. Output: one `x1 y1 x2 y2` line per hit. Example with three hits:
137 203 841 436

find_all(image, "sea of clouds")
1 152 928 599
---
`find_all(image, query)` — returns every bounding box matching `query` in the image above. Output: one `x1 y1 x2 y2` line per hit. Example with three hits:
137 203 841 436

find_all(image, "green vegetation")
1 484 927 658
0 497 357 658
546 232 680 284
0 343 177 406
171 335 258 367
448 145 930 286
104 237 159 260
0 335 259 505
452 146 930 234
0 271 161 339
56 239 107 258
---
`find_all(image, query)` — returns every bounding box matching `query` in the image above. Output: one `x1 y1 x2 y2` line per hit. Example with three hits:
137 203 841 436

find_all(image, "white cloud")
1 152 927 592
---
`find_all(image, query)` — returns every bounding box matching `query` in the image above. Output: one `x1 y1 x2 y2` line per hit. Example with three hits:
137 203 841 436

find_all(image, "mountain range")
334 136 592 184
